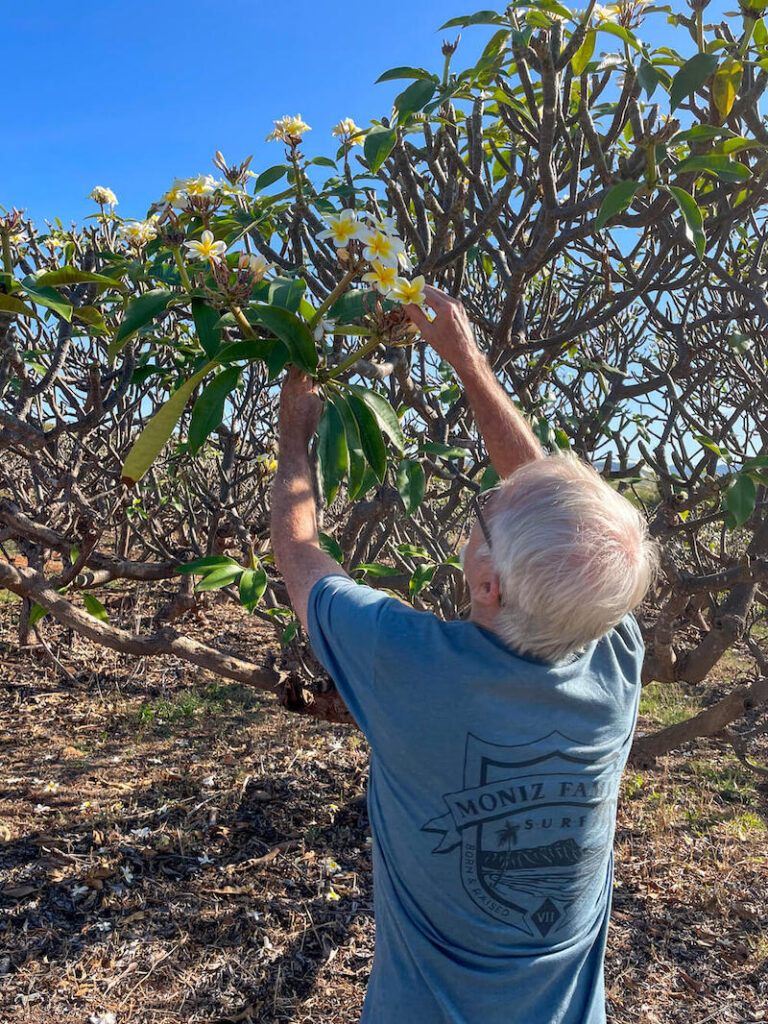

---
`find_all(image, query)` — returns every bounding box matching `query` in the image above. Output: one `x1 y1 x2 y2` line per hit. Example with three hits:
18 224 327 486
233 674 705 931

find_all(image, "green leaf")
571 29 595 76
192 297 223 358
669 52 718 111
327 392 367 499
328 288 378 321
364 127 398 174
376 66 437 83
73 305 108 332
480 465 500 492
595 181 642 230
346 384 404 453
83 593 109 622
121 363 214 485
35 265 127 293
317 400 348 504
439 10 505 29
667 186 706 259
194 564 244 591
254 165 289 191
29 603 48 627
249 304 318 374
672 155 750 183
346 391 387 483
0 293 38 318
396 459 426 515
20 277 73 321
725 473 755 528
176 555 239 574
354 563 402 577
318 532 343 563
637 59 661 98
409 564 435 598
267 276 306 313
239 567 267 612
726 331 751 354
394 79 437 124
110 288 174 361
596 22 642 51
188 366 241 454
419 441 471 460
281 620 298 645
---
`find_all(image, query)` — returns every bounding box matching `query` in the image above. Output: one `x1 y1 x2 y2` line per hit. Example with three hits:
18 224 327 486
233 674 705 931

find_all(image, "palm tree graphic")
489 819 520 889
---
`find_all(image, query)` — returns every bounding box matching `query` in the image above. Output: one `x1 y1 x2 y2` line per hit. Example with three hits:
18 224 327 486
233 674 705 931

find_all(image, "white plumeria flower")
183 229 227 261
72 884 90 897
359 227 404 269
34 804 51 814
120 220 158 245
364 212 399 236
362 260 398 294
130 827 151 839
313 317 336 342
266 114 311 142
326 888 341 901
319 210 362 248
89 1013 116 1024
389 275 427 307
332 117 362 144
197 851 213 864
89 186 118 207
321 858 341 874
238 252 272 280
43 781 59 793
159 178 190 208
593 3 621 21
9 232 26 248
201 775 216 788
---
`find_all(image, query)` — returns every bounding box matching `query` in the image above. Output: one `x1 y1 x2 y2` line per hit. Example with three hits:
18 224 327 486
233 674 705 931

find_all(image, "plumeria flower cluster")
119 215 160 247
332 117 362 147
266 114 311 143
319 210 426 306
88 186 118 208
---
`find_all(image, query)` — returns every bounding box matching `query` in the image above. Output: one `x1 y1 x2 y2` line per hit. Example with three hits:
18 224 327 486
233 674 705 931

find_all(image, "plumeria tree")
2 0 768 766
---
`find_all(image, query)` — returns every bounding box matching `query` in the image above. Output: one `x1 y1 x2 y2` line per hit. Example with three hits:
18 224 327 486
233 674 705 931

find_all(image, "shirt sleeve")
306 573 409 739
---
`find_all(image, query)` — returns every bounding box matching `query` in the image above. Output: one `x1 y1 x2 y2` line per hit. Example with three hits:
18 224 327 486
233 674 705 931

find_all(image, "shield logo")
421 731 622 936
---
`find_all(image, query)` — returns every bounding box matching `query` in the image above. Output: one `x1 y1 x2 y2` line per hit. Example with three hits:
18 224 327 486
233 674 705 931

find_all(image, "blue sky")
4 0 730 231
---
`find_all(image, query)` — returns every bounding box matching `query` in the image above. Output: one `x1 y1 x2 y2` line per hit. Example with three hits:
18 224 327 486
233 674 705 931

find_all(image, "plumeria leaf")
188 366 241 455
667 186 706 259
239 567 267 612
346 384 404 453
595 181 643 230
327 392 367 499
318 532 343 563
376 66 437 82
673 154 750 182
29 603 48 627
669 52 718 111
346 391 387 482
73 305 108 332
253 165 289 191
364 127 398 174
596 22 643 51
419 441 471 459
712 58 743 120
725 473 756 528
110 288 174 361
571 29 596 76
20 277 73 321
439 11 506 29
83 593 109 622
267 276 306 313
354 563 402 577
194 564 243 591
637 59 662 98
394 79 437 124
396 459 426 515
121 363 214 485
176 555 239 574
0 294 38 318
35 265 127 293
248 304 318 374
317 400 349 505
192 297 223 358
409 564 436 598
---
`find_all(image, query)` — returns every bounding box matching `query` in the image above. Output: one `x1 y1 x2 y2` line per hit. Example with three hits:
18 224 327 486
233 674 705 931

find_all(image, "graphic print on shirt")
421 731 622 937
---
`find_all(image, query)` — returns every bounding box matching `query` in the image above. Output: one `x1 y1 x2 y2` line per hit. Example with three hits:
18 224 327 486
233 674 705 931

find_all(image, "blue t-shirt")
307 574 644 1024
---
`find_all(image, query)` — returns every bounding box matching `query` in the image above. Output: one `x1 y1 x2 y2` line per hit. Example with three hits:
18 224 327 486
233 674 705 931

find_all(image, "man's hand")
278 366 323 455
403 285 478 371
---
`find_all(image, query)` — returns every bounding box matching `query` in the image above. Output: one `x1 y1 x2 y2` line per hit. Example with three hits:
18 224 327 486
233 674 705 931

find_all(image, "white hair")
481 453 659 663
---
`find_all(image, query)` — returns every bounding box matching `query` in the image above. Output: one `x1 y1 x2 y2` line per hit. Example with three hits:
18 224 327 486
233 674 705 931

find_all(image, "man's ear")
474 568 502 608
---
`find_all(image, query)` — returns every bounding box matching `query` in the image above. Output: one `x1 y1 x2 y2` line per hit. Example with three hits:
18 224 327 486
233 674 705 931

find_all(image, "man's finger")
402 303 432 333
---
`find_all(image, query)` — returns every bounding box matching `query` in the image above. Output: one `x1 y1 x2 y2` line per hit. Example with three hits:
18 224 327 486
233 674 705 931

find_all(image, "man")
271 285 657 1024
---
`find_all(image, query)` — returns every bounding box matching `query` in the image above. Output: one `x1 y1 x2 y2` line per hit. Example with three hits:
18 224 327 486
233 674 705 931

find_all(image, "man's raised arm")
405 286 544 479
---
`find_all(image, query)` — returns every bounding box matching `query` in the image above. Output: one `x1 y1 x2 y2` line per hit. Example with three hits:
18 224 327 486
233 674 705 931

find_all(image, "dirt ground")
1 586 767 1024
